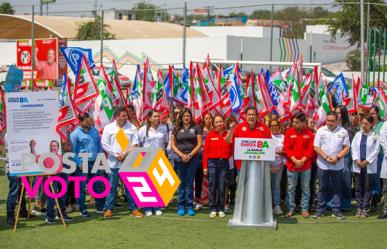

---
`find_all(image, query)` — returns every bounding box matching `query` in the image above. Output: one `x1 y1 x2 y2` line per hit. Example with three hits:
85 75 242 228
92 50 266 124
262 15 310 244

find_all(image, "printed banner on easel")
234 138 276 161
6 91 60 176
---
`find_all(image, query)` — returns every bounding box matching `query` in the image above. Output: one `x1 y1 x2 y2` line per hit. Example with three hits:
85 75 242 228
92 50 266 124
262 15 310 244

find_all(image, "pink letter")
21 176 42 199
43 176 67 199
87 176 110 199
68 176 87 198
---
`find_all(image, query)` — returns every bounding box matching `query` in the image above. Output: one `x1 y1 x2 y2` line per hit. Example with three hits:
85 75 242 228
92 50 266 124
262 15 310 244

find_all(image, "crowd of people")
6 103 387 226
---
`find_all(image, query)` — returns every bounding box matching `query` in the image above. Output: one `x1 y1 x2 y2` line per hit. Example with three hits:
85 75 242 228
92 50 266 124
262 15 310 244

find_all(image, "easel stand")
13 176 67 232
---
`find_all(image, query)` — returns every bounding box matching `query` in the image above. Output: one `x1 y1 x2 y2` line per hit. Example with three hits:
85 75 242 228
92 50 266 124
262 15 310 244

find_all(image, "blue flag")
4 65 23 92
328 73 348 106
224 64 242 112
60 47 95 75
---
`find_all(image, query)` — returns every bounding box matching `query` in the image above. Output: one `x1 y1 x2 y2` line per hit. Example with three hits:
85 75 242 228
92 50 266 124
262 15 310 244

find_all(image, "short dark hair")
293 111 306 122
245 106 257 115
362 114 374 125
78 112 90 122
114 107 128 118
50 140 60 147
326 111 338 119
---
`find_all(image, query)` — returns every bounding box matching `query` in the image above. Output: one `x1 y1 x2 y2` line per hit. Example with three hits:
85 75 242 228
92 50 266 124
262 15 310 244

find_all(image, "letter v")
20 176 42 199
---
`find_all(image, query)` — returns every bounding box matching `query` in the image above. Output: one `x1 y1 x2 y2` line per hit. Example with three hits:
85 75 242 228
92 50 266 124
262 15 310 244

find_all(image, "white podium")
228 138 277 229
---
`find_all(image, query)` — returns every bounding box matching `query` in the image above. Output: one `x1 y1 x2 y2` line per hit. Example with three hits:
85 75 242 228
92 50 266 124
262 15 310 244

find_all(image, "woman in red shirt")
203 115 232 218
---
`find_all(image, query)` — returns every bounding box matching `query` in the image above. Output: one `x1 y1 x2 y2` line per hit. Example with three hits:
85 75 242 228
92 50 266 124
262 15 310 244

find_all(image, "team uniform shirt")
270 133 285 168
101 121 139 169
202 130 232 169
283 128 315 172
232 121 271 170
351 130 380 174
314 125 350 171
138 124 169 148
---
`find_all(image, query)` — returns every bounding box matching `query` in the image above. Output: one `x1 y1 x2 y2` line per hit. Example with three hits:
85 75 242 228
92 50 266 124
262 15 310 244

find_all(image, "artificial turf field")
1 165 387 249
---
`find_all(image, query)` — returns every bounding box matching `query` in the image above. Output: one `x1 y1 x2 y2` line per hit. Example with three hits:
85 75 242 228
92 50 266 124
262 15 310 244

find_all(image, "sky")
7 0 337 17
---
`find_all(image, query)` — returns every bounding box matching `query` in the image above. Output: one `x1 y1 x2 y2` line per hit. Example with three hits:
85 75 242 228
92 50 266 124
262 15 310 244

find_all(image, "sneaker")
218 211 226 218
313 212 324 219
65 206 73 214
332 212 345 220
377 213 387 219
130 210 144 218
96 209 104 214
301 210 310 218
79 210 91 218
224 206 232 212
104 209 113 219
194 203 203 210
360 210 369 218
187 208 196 216
273 206 283 215
209 211 217 218
355 209 362 218
72 204 79 211
56 214 73 222
145 211 153 217
45 217 56 224
286 211 293 218
7 215 15 226
177 209 185 216
155 210 163 216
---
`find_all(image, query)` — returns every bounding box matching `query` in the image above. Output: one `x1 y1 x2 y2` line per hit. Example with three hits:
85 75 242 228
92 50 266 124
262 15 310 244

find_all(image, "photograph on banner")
5 91 60 176
234 138 276 161
16 38 67 89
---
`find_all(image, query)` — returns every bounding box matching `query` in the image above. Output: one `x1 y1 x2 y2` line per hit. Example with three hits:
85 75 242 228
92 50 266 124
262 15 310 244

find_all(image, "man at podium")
226 106 271 170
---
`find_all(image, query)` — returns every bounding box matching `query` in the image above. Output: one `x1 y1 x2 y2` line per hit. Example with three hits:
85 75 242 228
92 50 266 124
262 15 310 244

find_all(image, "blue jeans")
104 168 137 211
327 154 352 210
355 168 375 210
76 161 106 212
175 155 199 210
287 169 311 212
46 174 68 219
318 168 343 214
271 167 283 207
208 158 229 212
7 173 26 216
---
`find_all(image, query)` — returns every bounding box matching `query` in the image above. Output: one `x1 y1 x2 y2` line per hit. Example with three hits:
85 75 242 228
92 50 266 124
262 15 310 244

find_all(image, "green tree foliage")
132 1 168 22
76 16 116 40
249 10 271 19
0 2 15 14
328 0 387 46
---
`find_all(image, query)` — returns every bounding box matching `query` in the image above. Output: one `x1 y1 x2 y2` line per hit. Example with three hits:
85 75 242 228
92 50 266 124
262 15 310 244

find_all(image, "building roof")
0 14 206 40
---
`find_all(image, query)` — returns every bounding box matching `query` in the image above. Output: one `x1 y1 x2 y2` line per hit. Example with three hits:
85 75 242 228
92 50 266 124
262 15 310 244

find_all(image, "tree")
328 0 387 47
0 2 15 14
249 10 271 19
132 1 168 22
274 6 307 39
76 16 116 40
228 12 247 17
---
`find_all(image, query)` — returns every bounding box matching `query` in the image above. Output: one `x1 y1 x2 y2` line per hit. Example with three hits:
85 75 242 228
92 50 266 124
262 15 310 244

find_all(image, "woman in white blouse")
351 115 380 218
138 110 169 216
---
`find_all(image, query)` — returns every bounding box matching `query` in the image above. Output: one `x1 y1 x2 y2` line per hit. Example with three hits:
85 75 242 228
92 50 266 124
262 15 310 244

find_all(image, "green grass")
1 163 387 249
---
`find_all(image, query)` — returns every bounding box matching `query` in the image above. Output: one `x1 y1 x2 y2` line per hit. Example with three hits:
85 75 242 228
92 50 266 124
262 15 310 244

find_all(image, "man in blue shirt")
70 113 105 217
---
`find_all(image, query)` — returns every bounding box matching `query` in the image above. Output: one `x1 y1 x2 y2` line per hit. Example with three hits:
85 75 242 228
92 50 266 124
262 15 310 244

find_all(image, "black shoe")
7 215 15 226
56 214 73 222
332 212 345 220
377 213 387 219
79 210 91 217
313 211 324 219
45 217 56 224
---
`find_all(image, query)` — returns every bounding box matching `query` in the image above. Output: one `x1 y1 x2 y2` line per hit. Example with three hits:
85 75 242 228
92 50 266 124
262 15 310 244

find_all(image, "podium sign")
234 138 276 161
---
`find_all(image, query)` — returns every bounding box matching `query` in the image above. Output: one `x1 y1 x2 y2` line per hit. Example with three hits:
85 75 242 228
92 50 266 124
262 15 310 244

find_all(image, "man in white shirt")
101 107 143 218
313 111 350 219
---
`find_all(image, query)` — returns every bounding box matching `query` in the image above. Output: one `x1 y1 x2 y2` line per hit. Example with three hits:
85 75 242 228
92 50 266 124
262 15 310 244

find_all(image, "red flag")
239 71 256 120
111 60 128 109
216 64 232 117
142 58 155 121
73 55 99 114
